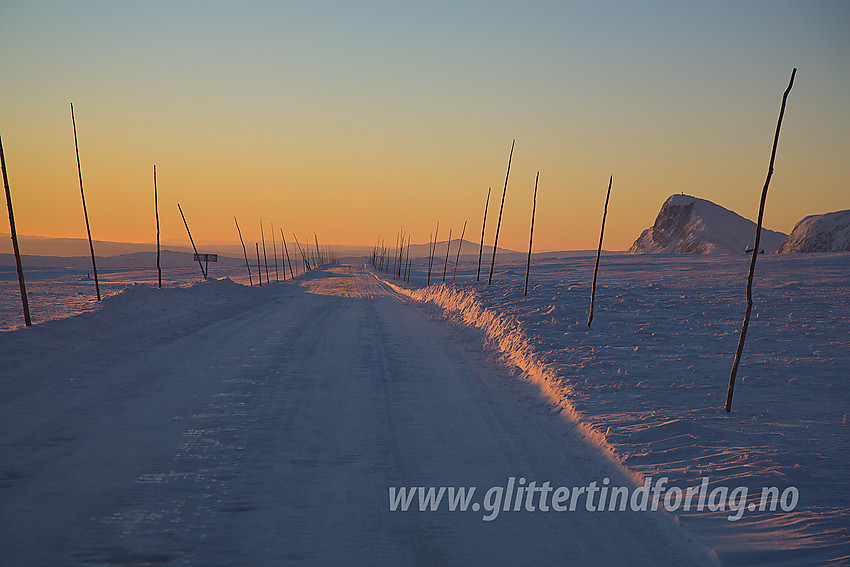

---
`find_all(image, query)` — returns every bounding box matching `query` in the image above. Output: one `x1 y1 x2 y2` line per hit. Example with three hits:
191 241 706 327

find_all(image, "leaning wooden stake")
726 68 796 413
271 222 280 281
525 172 539 296
427 222 439 286
260 220 270 284
588 175 612 327
477 187 491 282
453 220 467 282
255 243 262 286
154 165 161 288
178 203 206 280
489 140 515 285
234 217 253 286
70 103 101 300
405 234 411 282
1 132 32 326
442 229 452 281
281 228 295 278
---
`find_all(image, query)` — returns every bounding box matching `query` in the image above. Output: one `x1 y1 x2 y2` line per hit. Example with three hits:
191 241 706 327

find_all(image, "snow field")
380 252 850 565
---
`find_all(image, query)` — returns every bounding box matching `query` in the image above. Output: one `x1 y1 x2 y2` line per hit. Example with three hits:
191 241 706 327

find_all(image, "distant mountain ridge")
777 210 850 253
1 234 520 261
628 194 787 255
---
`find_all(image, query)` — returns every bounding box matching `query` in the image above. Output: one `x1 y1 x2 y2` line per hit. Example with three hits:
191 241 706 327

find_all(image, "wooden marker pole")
587 175 612 327
726 68 796 413
405 234 411 282
281 228 295 278
477 188 490 282
271 222 280 281
154 165 161 288
442 229 452 282
489 140 514 285
1 132 32 326
178 203 206 280
70 103 101 300
453 220 467 282
260 220 270 284
234 217 253 286
524 172 539 296
255 243 262 286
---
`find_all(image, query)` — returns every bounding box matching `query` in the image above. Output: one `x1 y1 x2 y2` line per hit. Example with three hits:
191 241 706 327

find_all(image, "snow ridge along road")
1 265 716 566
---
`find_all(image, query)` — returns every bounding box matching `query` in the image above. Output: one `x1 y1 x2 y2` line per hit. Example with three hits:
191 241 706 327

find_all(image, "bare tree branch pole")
281 228 295 278
234 217 253 286
154 165 161 288
477 187 491 282
726 68 797 413
525 172 539 296
453 220 467 282
489 140 515 285
405 233 411 282
178 203 206 280
1 131 32 326
255 242 262 286
588 175 612 327
442 229 452 281
271 222 279 281
293 233 309 272
260 220 270 284
70 103 101 300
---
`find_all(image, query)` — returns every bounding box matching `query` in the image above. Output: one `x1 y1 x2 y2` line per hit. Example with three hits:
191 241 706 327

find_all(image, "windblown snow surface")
628 194 787 255
1 253 848 565
388 253 850 566
777 210 850 253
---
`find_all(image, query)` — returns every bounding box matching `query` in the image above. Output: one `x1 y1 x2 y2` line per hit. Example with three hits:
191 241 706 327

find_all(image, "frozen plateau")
1 249 848 566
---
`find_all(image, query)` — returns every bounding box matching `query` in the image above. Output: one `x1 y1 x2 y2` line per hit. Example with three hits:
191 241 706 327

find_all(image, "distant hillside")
0 250 244 269
627 194 787 254
777 210 850 253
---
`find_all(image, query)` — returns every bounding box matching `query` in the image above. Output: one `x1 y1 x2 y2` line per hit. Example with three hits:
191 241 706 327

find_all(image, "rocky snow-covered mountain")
628 194 787 254
777 209 850 253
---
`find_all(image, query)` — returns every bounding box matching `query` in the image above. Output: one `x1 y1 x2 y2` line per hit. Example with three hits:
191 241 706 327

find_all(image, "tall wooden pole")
315 232 322 265
293 233 308 272
260 219 270 284
442 229 452 281
256 243 262 286
405 234 411 282
1 132 32 326
427 222 438 286
453 220 467 282
154 165 161 288
489 140 514 285
281 228 295 278
726 68 796 413
477 187 491 282
524 172 539 296
234 217 253 286
70 103 101 300
178 203 206 280
588 175 612 327
271 222 280 281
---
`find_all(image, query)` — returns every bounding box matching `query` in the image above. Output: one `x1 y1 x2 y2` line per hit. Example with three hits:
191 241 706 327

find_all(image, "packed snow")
628 194 787 255
2 252 848 565
777 209 850 253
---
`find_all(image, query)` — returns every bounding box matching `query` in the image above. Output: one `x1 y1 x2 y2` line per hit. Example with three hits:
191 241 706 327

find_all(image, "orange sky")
1 2 848 253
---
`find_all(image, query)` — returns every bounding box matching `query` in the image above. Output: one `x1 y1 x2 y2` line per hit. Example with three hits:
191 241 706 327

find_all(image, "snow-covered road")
1 266 716 566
